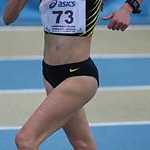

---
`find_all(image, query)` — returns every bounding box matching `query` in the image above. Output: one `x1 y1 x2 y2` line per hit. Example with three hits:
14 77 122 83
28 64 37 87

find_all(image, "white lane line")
0 89 45 94
1 25 150 31
98 86 150 91
0 56 42 61
0 85 150 94
0 126 21 130
90 121 150 127
0 54 150 61
95 25 150 30
0 26 42 31
92 54 150 59
1 121 150 130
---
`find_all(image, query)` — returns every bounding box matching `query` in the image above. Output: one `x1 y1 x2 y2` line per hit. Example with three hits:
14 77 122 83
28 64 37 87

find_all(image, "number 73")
52 10 74 24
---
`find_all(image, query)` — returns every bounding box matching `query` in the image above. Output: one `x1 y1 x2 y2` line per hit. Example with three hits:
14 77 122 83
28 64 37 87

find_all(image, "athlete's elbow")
2 17 10 25
3 17 12 25
3 14 19 25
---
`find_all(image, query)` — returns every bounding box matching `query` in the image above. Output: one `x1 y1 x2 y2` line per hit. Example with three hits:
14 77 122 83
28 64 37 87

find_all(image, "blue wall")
0 0 150 26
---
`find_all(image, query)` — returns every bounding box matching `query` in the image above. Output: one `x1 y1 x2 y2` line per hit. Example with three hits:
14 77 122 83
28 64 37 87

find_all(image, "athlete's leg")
15 76 98 150
63 108 97 150
44 78 97 150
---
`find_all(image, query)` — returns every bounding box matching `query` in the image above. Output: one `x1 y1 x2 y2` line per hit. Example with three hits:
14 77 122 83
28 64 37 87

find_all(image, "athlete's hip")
42 57 99 88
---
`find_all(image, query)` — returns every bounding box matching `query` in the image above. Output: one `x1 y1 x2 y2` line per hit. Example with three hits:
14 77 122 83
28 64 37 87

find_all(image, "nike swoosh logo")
69 68 79 72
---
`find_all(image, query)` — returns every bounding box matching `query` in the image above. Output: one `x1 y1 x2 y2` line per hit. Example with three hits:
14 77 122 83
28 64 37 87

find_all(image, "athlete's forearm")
3 0 28 25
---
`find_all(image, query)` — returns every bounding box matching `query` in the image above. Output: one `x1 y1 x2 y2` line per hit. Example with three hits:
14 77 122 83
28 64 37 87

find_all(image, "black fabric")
42 57 99 87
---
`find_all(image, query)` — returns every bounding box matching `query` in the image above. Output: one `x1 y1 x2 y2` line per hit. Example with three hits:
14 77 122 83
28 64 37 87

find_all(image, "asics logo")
49 0 57 9
49 0 76 9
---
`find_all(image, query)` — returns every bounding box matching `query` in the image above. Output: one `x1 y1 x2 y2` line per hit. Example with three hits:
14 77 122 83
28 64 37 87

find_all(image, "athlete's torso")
40 0 102 65
43 33 91 65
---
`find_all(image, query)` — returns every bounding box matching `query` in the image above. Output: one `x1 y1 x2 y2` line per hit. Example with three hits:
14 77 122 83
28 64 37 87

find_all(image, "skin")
3 0 143 149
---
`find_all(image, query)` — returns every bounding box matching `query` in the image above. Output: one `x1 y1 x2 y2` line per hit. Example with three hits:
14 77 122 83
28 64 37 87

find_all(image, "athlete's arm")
103 0 144 31
3 0 29 25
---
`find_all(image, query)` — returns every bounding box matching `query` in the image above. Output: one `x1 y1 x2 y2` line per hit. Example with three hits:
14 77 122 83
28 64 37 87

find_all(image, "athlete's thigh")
19 76 97 145
63 108 95 146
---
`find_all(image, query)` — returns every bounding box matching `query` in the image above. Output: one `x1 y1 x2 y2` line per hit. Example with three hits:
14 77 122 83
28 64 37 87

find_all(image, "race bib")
40 0 86 34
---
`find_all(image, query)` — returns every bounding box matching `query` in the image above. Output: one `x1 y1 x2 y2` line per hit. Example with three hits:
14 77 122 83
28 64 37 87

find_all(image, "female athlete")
2 0 143 149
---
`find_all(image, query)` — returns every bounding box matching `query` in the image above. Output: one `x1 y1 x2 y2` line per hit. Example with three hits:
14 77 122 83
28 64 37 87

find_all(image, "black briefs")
42 57 99 88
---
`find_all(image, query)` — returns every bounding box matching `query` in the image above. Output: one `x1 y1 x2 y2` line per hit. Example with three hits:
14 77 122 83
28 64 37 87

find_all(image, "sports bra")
39 0 102 36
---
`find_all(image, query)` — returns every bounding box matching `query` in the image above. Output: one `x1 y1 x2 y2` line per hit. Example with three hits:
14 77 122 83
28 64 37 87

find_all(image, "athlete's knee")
71 139 97 150
15 129 38 150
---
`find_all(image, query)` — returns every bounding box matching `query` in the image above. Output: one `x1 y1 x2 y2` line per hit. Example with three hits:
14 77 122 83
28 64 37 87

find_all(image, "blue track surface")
0 57 150 90
0 124 150 150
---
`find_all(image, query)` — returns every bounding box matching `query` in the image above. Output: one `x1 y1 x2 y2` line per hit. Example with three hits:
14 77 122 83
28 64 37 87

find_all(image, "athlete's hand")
103 3 133 31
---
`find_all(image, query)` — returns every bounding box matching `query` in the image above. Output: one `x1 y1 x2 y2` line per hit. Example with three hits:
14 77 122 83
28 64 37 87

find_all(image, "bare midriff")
43 33 92 65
